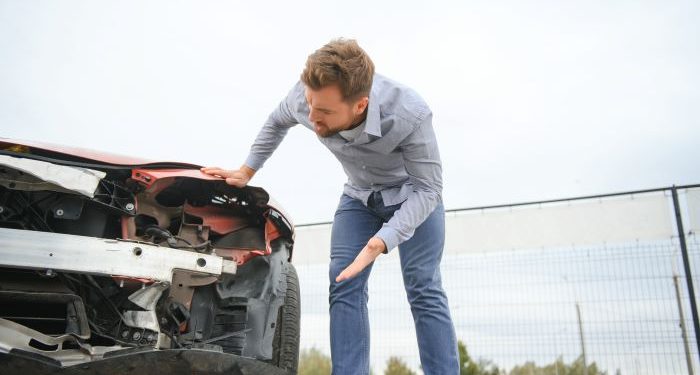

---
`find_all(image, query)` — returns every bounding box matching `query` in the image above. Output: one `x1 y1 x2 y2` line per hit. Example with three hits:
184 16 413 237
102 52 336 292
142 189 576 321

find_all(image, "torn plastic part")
0 154 106 198
265 210 282 253
213 210 284 266
265 199 295 238
0 318 124 367
0 166 84 197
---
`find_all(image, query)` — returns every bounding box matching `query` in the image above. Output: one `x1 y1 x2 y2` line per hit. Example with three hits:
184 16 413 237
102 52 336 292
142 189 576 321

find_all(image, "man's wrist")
374 228 399 253
369 237 387 254
240 165 257 179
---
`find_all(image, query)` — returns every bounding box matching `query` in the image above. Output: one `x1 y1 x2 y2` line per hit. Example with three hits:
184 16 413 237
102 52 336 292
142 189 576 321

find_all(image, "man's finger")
202 169 230 178
335 264 358 282
225 177 247 187
201 169 223 176
334 238 386 283
335 252 370 282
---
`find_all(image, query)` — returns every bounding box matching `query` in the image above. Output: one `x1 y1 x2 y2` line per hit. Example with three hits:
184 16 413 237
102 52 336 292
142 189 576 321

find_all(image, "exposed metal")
0 318 125 367
122 283 169 347
0 228 237 282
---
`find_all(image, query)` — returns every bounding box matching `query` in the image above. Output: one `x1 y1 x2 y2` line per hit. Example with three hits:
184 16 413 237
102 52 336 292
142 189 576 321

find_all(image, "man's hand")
200 165 256 188
335 237 387 282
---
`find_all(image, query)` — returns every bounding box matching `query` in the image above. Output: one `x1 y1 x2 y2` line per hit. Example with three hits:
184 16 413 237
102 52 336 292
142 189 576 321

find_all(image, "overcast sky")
1 0 698 225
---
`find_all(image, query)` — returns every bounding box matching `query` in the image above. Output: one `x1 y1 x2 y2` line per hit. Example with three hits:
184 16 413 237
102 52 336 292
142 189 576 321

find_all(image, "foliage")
298 348 332 375
459 340 501 375
384 356 417 375
509 355 605 375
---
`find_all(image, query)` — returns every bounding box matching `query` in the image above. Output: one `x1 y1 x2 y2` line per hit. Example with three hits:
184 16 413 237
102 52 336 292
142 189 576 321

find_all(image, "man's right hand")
200 165 256 188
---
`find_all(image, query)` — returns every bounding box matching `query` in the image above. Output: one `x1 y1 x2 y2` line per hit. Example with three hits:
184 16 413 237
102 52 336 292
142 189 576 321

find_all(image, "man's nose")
308 108 320 123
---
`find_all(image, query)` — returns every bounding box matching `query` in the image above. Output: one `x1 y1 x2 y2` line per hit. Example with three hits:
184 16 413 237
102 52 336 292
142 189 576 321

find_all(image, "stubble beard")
314 108 367 138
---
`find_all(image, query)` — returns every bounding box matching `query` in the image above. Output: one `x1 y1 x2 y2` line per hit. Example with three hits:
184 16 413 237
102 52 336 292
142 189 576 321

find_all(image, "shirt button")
362 165 366 169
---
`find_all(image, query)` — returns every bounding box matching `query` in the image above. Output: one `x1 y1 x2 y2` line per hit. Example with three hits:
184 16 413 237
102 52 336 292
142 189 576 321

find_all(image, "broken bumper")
0 228 237 281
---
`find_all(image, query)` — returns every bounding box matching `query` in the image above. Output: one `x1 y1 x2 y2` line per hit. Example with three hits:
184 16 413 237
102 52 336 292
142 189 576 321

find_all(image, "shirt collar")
364 83 382 137
339 120 366 141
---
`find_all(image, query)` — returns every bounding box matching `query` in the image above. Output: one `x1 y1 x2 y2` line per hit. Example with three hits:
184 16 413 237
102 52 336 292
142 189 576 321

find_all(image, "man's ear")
354 96 369 115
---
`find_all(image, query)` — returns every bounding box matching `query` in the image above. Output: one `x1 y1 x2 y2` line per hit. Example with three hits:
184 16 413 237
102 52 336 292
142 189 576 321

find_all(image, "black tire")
272 263 300 373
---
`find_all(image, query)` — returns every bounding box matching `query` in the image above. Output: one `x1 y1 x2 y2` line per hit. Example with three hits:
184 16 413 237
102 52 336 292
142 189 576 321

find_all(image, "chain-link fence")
293 185 700 375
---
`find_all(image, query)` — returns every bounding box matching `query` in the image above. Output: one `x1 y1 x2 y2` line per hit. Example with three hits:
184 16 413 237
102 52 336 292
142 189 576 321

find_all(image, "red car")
0 138 299 374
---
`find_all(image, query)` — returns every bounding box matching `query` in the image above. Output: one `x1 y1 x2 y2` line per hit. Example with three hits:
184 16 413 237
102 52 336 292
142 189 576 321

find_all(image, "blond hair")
301 38 375 102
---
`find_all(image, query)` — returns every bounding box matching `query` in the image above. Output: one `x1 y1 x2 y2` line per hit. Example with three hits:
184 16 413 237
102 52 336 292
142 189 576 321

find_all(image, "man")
202 39 459 375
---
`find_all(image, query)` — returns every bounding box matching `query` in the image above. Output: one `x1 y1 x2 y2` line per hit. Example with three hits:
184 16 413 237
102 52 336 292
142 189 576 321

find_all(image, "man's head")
301 38 375 137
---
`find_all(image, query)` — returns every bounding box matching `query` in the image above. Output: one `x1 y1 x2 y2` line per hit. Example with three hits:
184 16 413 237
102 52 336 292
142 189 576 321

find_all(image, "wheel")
272 263 300 373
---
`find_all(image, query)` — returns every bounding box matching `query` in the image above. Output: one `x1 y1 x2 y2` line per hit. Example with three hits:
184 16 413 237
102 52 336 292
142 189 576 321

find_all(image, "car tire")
272 262 300 373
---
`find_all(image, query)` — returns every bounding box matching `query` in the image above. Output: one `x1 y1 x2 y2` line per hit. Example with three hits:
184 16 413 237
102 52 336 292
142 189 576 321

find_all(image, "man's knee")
404 273 448 309
329 263 357 299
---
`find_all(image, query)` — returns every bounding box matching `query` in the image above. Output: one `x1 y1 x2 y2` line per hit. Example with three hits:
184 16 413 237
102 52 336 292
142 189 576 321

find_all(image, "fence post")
674 274 695 375
672 186 700 365
576 302 588 375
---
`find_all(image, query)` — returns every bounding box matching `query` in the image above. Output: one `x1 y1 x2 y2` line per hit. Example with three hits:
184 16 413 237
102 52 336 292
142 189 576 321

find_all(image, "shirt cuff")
375 226 401 254
244 154 265 171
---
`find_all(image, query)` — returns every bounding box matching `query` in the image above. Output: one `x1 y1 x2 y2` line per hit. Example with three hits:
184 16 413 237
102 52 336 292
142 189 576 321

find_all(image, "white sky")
1 0 698 225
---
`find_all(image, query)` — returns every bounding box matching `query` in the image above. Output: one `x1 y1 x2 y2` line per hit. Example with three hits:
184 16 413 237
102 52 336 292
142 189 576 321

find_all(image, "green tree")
384 356 416 375
298 348 332 375
458 340 501 375
567 355 604 375
508 355 605 375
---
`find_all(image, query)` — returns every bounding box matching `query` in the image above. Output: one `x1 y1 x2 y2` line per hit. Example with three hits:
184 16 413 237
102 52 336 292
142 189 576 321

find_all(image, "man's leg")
329 194 383 375
398 203 459 374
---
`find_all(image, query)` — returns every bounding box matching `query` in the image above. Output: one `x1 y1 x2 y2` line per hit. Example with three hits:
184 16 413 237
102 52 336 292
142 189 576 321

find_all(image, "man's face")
305 85 368 138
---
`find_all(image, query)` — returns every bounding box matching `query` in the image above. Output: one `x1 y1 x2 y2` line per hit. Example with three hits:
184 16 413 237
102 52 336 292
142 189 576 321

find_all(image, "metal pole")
672 186 700 365
674 274 695 375
577 302 588 375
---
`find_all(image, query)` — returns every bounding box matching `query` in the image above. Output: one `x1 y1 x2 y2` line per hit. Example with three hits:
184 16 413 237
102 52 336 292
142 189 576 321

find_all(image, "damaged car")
0 138 299 374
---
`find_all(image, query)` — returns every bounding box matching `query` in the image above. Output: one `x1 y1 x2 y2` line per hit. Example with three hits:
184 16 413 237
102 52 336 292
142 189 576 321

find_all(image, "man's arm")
374 112 442 252
244 85 302 171
336 112 442 282
201 83 302 185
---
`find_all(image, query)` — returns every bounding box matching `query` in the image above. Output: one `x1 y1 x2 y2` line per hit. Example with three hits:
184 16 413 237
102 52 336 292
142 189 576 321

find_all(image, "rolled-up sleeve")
374 112 442 252
244 84 302 170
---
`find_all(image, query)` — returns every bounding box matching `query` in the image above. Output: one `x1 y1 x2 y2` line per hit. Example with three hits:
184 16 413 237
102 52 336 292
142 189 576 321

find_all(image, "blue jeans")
329 193 459 375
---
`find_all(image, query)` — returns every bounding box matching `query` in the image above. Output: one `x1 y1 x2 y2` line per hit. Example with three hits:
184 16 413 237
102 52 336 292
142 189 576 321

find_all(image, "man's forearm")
375 189 441 252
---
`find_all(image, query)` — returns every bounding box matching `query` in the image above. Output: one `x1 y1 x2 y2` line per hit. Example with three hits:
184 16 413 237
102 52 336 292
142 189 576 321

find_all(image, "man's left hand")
335 237 387 282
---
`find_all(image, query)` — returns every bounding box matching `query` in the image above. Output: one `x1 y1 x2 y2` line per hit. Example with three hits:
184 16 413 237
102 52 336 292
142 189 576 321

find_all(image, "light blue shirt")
245 74 443 252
